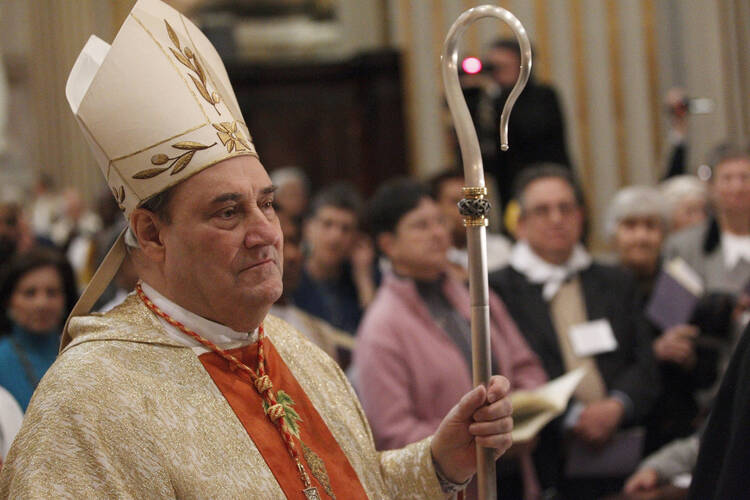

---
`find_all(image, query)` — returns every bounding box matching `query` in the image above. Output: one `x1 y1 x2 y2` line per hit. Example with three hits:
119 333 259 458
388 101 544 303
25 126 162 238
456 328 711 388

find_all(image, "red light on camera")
462 57 482 74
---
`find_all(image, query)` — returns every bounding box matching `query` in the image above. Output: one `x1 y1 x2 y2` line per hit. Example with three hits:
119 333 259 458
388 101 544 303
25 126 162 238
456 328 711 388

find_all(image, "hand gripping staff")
441 6 531 499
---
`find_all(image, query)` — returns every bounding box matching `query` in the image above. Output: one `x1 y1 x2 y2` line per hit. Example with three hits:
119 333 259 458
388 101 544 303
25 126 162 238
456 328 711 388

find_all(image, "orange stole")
198 340 369 500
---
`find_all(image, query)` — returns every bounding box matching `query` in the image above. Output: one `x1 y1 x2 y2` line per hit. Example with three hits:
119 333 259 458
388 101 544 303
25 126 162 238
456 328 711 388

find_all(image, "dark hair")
366 178 430 238
513 163 585 212
307 182 363 220
0 248 79 333
139 187 175 223
706 142 750 176
490 37 523 59
428 168 464 200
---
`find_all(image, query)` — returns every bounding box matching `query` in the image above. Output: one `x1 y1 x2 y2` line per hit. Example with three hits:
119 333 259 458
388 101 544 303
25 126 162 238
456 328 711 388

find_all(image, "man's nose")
244 211 280 248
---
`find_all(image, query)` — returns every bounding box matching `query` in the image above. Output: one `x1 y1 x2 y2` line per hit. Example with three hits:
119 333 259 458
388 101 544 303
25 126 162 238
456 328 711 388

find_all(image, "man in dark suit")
489 165 660 499
464 39 571 208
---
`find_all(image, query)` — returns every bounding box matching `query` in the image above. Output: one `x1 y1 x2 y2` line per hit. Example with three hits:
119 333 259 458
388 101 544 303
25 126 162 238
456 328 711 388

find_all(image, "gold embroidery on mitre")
301 441 336 499
165 20 222 115
133 141 217 180
111 185 126 210
213 121 253 153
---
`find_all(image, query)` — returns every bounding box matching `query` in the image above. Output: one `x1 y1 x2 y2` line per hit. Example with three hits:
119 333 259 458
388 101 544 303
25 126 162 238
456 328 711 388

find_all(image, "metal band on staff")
441 5 531 500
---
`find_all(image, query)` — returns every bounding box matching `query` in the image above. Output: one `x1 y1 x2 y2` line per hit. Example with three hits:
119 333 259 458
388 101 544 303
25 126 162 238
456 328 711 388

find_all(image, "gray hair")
605 185 669 239
270 166 310 192
659 175 708 214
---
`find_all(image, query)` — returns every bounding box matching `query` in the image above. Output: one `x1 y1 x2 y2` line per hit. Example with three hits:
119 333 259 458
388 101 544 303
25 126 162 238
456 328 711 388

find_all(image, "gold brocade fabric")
0 295 447 499
549 276 607 404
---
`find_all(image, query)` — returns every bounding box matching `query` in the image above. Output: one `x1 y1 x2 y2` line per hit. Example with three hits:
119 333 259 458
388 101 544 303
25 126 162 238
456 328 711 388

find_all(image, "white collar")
140 281 257 353
721 232 750 269
510 241 592 301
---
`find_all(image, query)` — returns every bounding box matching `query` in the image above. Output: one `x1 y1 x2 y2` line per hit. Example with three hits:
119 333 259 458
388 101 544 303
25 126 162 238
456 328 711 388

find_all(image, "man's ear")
376 232 395 259
129 208 166 263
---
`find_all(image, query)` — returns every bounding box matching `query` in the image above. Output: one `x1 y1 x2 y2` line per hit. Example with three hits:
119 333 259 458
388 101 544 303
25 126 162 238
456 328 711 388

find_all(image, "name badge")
568 319 618 358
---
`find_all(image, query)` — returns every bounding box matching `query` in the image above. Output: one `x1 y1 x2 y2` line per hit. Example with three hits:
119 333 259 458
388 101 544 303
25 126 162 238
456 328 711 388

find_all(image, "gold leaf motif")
190 74 213 103
165 19 221 115
172 141 213 150
133 167 170 179
169 47 193 71
193 57 205 84
165 20 180 49
216 131 232 146
227 140 235 153
220 121 234 132
238 138 252 151
301 442 336 499
231 121 238 133
151 154 169 165
170 150 195 175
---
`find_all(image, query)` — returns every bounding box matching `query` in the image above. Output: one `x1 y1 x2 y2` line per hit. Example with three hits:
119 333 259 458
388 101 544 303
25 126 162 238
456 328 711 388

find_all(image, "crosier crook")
441 6 532 500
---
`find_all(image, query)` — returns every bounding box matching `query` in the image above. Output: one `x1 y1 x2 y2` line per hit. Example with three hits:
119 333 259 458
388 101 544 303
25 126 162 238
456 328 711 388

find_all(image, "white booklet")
510 366 587 443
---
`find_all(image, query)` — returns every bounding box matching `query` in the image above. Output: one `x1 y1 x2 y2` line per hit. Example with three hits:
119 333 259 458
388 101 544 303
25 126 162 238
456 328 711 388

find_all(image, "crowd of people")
0 7 749 498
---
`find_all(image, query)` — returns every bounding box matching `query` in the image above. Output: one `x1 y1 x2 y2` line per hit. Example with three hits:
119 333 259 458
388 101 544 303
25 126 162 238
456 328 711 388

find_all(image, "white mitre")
62 0 258 348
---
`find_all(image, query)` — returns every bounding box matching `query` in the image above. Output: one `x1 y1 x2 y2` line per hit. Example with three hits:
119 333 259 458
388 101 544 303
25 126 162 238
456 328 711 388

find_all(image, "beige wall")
1 0 748 243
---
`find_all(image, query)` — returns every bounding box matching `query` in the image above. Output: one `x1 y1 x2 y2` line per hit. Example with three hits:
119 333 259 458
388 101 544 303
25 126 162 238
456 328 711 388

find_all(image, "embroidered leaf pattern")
301 442 336 499
111 185 126 210
264 390 302 438
170 150 195 175
133 167 170 179
133 141 216 180
165 19 180 49
165 19 221 115
172 141 214 150
213 121 253 153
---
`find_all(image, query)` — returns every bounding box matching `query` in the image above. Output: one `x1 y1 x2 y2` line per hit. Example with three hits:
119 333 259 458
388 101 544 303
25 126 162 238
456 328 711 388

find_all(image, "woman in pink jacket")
353 179 548 500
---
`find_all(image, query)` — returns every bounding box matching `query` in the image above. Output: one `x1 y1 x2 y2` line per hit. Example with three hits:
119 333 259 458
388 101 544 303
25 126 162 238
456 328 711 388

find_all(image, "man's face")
278 212 303 294
614 215 664 274
517 177 583 265
435 177 466 246
305 206 358 268
711 157 750 216
159 156 283 326
486 47 521 88
385 197 451 280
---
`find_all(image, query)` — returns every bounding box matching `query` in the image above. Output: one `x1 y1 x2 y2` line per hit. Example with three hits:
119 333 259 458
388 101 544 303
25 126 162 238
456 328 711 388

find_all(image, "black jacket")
489 263 661 423
689 323 750 500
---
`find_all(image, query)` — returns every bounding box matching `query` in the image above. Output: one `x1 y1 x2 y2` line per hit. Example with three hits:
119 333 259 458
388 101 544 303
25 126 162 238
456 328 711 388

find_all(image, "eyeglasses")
525 202 578 219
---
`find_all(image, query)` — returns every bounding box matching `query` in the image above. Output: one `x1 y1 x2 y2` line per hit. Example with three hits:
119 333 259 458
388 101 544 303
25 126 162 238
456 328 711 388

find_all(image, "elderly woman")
0 248 78 411
607 186 714 453
659 175 709 232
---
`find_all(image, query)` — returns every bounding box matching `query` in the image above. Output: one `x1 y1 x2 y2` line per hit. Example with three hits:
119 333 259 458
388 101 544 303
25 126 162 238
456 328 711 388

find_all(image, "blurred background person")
606 185 715 454
0 248 77 411
489 165 660 499
463 37 571 210
294 183 376 334
28 173 61 244
353 178 546 500
659 175 709 232
270 166 310 219
270 210 353 366
665 143 750 295
0 384 23 466
430 168 511 282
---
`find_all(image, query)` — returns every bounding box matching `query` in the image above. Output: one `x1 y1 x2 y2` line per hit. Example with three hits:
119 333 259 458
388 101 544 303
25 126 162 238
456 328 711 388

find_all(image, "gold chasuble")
0 295 447 499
